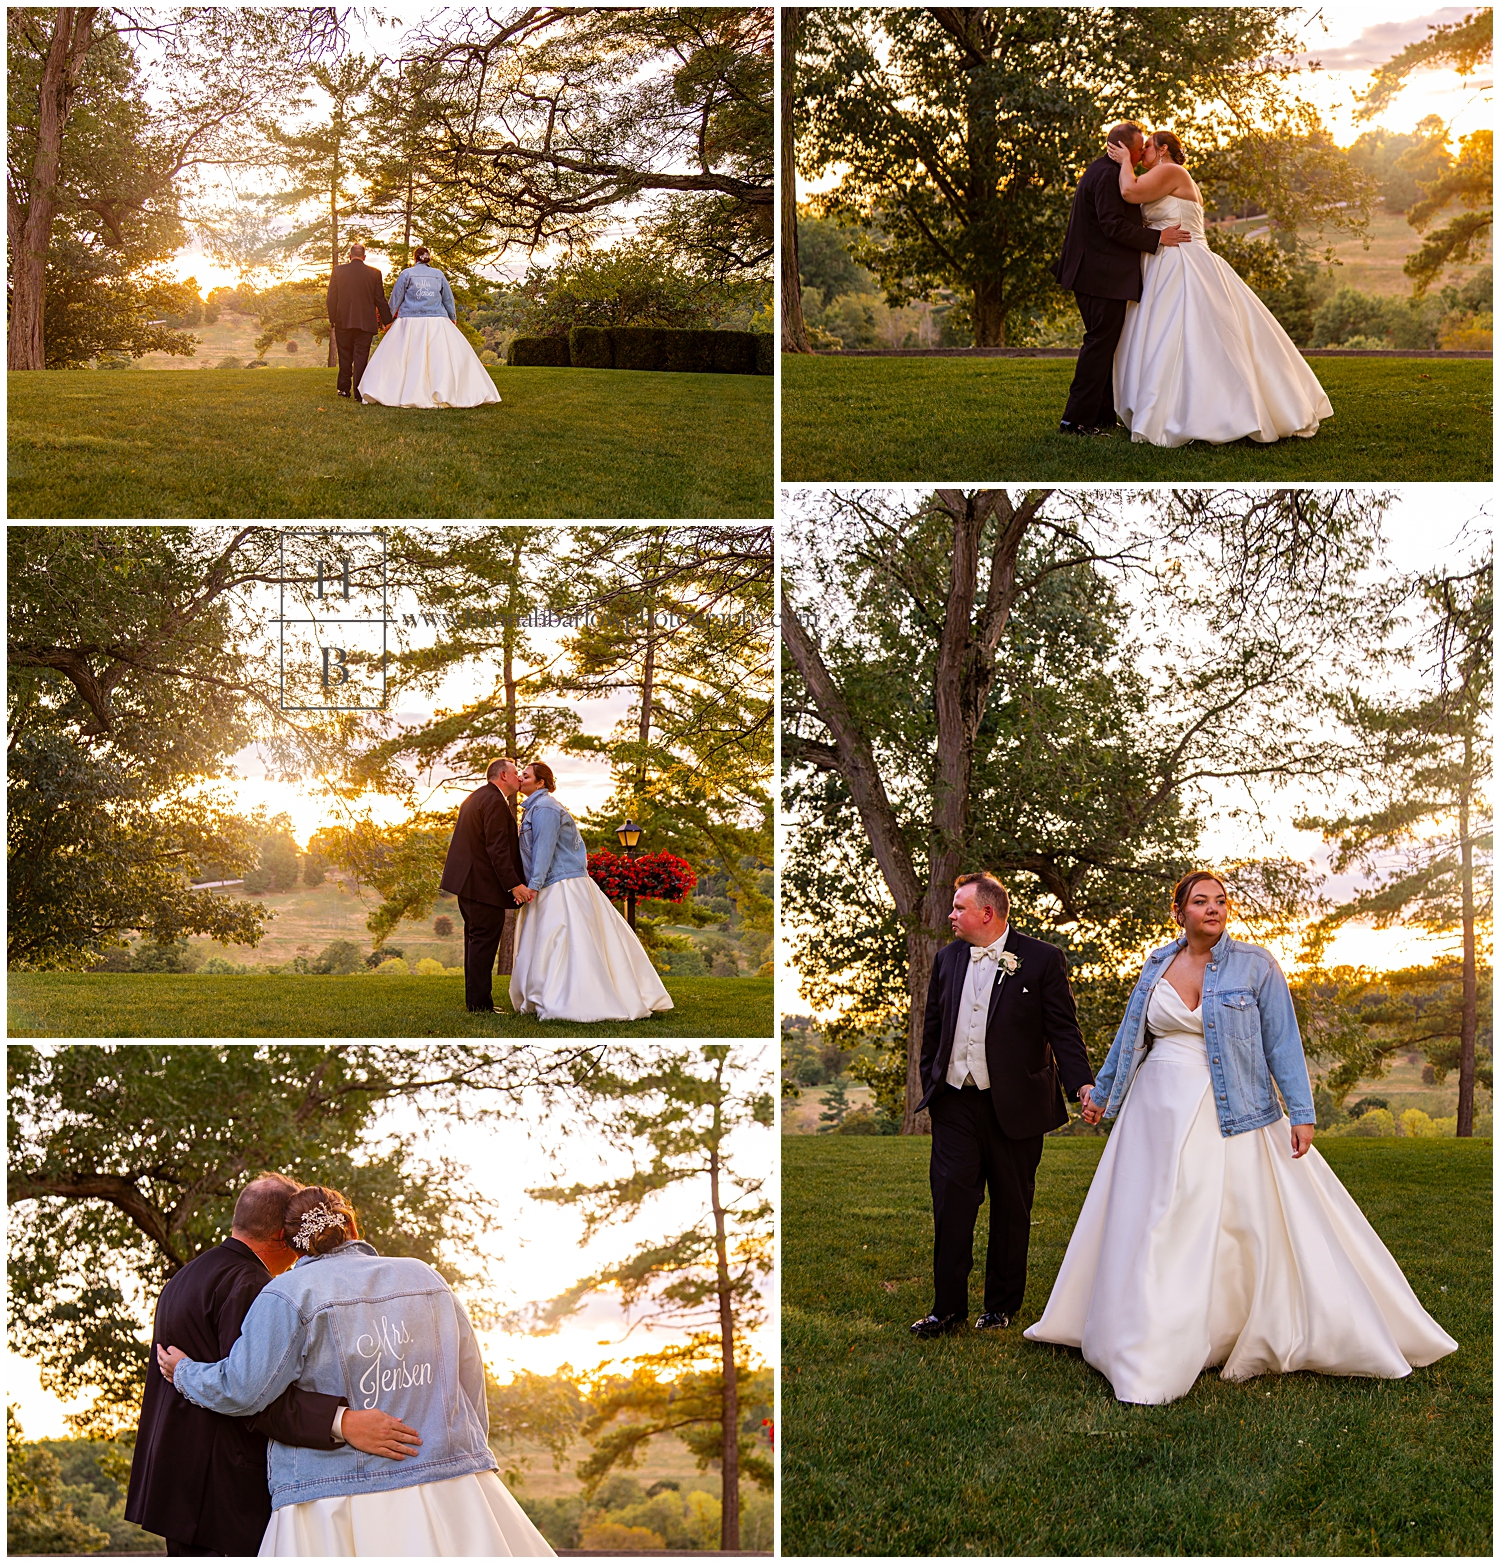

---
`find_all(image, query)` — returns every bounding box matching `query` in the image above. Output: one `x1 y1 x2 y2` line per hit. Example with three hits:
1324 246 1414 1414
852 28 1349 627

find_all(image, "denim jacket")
390 264 455 321
172 1241 495 1509
517 788 589 891
1090 932 1315 1135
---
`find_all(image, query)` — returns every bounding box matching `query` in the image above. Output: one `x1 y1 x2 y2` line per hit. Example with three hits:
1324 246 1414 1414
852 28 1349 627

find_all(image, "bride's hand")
1105 141 1130 165
157 1344 188 1384
1290 1123 1315 1159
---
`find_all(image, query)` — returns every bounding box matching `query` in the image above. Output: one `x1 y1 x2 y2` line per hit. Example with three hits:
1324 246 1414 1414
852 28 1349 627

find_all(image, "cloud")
1296 7 1477 72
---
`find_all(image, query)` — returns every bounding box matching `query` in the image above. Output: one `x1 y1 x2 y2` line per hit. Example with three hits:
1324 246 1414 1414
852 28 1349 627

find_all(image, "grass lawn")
7 366 772 518
782 1136 1491 1556
6 972 772 1038
780 355 1491 482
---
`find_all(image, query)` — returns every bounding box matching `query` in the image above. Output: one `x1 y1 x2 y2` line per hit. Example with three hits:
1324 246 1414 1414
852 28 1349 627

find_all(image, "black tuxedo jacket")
1051 154 1163 301
326 260 394 332
439 783 524 907
918 928 1094 1138
124 1238 345 1554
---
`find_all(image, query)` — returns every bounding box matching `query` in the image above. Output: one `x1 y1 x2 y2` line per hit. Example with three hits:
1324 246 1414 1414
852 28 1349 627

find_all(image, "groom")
326 241 393 402
439 758 534 1013
910 873 1094 1339
1052 122 1192 436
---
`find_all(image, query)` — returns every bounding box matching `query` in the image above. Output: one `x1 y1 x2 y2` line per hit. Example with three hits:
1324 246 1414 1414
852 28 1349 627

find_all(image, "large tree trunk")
1456 736 1477 1136
779 9 811 353
708 1069 740 1549
9 8 100 370
971 275 1008 347
903 925 939 1134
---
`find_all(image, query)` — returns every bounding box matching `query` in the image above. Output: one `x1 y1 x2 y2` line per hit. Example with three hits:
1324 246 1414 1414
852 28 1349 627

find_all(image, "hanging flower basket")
587 849 697 903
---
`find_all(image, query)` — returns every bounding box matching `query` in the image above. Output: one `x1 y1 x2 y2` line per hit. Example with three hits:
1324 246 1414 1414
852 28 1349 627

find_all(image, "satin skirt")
358 316 501 409
258 1470 554 1556
1114 242 1333 446
509 874 674 1023
1023 1034 1458 1404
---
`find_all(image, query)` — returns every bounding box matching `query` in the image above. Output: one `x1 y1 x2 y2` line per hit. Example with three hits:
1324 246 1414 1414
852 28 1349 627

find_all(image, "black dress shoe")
337 389 351 398
975 1311 1011 1330
1058 419 1103 436
910 1312 964 1339
466 1005 496 1014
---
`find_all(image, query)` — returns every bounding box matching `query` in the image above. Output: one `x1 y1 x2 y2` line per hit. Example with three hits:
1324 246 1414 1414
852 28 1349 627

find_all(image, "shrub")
1400 1108 1440 1137
577 1521 665 1552
662 948 708 976
215 356 244 369
1439 310 1493 350
310 939 363 975
569 325 614 369
302 851 328 888
200 956 247 974
365 946 404 969
1348 1106 1397 1137
130 939 204 973
507 335 570 367
374 956 410 974
415 957 446 976
754 330 773 374
285 340 298 353
434 914 454 938
1347 1095 1390 1118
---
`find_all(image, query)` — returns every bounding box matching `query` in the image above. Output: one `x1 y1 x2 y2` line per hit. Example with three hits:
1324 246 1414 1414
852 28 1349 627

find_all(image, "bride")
358 246 500 410
158 1185 553 1556
1024 871 1457 1404
509 762 674 1023
1106 132 1334 447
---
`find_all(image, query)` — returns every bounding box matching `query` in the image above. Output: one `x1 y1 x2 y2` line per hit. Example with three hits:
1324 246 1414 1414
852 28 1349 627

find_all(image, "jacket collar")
291 1238 378 1267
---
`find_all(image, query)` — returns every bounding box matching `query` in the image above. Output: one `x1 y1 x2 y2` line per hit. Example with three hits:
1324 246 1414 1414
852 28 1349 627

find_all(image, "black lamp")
615 819 643 927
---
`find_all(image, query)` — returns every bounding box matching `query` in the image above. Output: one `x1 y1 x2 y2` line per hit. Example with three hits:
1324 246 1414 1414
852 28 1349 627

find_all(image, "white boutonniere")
997 951 1021 977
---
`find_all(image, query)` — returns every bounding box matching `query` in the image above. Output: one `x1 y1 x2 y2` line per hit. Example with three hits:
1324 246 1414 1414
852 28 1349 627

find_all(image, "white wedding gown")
358 316 500 409
1113 194 1333 447
259 1469 553 1556
1024 980 1457 1404
509 874 674 1023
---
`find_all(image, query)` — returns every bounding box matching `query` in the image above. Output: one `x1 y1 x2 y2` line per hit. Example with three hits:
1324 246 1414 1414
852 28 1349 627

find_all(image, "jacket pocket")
1218 989 1260 1043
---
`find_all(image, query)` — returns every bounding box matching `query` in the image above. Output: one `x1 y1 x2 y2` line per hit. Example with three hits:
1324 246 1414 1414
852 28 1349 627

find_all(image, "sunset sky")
10 1047 774 1439
779 487 1492 1017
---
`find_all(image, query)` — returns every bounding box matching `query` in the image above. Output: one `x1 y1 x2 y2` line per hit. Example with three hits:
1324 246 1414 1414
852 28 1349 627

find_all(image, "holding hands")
1079 1084 1103 1125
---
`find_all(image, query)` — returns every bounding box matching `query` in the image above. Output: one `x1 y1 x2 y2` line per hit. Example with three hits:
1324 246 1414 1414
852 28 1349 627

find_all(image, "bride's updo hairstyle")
1171 870 1228 926
529 761 557 792
413 245 433 265
284 1185 357 1256
1150 131 1187 169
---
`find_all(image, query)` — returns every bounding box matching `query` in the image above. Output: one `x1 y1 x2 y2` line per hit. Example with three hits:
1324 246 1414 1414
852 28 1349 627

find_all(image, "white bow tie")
970 944 1001 964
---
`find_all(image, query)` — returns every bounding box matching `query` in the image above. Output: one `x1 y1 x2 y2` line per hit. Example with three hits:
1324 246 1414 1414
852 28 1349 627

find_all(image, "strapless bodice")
1142 193 1206 238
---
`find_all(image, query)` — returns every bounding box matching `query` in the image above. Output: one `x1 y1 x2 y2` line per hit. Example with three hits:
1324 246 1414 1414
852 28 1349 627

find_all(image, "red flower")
587 849 697 903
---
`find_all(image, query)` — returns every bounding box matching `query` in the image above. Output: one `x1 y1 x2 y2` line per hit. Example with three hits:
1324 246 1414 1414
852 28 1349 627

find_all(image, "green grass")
6 972 772 1038
7 366 772 518
783 1136 1491 1556
780 355 1492 482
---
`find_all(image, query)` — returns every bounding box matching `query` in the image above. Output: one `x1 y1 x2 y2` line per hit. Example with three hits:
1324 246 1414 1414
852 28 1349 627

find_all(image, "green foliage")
1359 8 1493 120
128 937 204 973
1404 129 1493 295
1347 120 1454 214
797 213 873 302
7 1407 110 1555
817 1075 852 1132
508 326 770 373
7 1044 597 1432
309 938 363 975
302 848 329 887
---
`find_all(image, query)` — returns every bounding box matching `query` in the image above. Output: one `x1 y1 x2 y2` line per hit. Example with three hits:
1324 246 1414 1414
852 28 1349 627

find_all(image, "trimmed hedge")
508 335 570 367
507 328 770 374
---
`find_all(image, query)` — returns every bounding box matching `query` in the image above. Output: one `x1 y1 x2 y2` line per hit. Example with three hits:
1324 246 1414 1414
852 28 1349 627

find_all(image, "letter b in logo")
322 647 350 688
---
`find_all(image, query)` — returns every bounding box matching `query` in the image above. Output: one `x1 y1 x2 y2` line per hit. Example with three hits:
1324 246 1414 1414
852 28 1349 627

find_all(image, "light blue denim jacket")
1090 932 1315 1135
517 787 589 891
172 1240 495 1509
390 263 455 321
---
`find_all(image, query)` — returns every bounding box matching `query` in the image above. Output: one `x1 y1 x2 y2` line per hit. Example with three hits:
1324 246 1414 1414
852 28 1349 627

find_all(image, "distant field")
1314 204 1491 297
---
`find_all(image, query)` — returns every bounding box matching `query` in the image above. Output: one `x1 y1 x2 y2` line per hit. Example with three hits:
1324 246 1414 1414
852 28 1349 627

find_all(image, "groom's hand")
340 1407 423 1460
512 884 534 903
1158 224 1191 247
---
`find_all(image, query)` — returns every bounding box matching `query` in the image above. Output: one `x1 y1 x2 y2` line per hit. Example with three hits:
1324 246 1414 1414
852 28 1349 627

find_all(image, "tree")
7 1406 110 1555
779 8 811 351
525 1047 774 1550
407 8 772 273
1359 7 1492 119
797 8 1372 345
553 527 774 932
7 1045 604 1434
7 7 348 370
1300 557 1493 1134
817 1075 852 1132
783 488 1395 1131
5 527 366 966
263 54 382 367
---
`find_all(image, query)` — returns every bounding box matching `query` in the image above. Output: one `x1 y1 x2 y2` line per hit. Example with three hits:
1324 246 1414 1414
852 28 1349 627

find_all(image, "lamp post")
616 819 642 929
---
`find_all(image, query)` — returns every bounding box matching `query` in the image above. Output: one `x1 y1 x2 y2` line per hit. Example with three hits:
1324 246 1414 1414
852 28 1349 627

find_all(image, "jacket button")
1219 1094 1227 1100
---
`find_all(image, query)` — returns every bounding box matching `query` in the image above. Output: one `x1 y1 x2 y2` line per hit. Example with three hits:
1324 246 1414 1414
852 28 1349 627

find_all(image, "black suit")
124 1239 345 1556
918 929 1093 1319
1052 153 1166 429
326 260 394 398
439 782 524 1011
